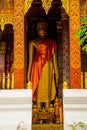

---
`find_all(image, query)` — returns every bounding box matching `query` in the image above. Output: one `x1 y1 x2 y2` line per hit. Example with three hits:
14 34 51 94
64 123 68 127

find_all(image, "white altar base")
63 89 87 130
0 89 32 130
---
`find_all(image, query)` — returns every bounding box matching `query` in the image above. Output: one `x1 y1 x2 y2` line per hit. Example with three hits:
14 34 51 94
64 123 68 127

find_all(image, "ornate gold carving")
14 0 24 88
27 81 32 89
69 0 81 88
24 0 33 14
0 14 14 31
24 0 53 15
14 0 24 70
41 0 53 15
63 81 68 89
61 0 69 14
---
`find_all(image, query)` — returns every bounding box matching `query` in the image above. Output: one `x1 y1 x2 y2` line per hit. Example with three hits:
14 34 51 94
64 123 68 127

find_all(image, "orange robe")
30 38 58 99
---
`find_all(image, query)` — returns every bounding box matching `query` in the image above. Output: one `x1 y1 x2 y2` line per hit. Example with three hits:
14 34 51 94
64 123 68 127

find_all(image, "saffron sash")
30 38 58 99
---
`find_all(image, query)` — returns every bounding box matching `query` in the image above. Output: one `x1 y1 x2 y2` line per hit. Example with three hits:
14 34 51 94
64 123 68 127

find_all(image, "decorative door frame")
13 0 81 89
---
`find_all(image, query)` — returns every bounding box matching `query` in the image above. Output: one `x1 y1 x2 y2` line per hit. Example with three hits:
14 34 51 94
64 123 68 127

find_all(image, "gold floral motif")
61 0 69 14
41 0 53 15
24 0 33 14
0 14 14 31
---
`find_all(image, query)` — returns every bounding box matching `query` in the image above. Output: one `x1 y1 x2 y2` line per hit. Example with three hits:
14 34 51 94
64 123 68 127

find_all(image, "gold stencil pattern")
69 0 81 88
14 0 24 70
14 0 24 88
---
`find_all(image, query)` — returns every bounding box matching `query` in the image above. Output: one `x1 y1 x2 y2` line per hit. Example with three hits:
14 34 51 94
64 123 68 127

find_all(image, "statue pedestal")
63 89 87 130
0 89 32 130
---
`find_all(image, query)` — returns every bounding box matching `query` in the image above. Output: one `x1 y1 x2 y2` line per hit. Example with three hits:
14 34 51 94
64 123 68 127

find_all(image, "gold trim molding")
0 14 14 31
24 0 33 14
41 0 53 15
61 0 69 14
24 0 53 15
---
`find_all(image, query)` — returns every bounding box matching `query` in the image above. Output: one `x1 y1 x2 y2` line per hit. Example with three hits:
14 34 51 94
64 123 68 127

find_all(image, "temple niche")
1 0 87 129
25 0 64 126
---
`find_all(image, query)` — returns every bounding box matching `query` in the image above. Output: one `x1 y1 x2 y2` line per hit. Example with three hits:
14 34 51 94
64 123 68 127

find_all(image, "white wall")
0 89 32 130
63 89 87 130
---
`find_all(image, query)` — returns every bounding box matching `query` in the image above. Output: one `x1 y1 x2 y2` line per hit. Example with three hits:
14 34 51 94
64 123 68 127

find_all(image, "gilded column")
69 1 81 88
61 8 70 88
14 0 24 88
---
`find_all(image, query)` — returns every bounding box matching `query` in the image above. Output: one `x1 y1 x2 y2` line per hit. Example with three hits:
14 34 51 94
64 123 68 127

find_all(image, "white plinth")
0 89 32 130
63 89 87 130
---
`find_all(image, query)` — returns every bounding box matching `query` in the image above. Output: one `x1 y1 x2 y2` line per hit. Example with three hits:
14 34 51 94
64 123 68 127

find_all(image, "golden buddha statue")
27 20 59 108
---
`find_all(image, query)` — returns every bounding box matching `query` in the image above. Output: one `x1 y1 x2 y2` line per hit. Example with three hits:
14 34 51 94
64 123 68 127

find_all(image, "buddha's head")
37 20 48 37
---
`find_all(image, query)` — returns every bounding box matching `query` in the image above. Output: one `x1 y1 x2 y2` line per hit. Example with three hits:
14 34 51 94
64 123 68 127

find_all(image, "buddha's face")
37 22 48 37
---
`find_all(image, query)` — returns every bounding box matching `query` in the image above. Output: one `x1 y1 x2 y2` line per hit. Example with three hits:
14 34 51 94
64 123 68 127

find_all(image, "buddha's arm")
53 50 59 87
27 41 34 82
